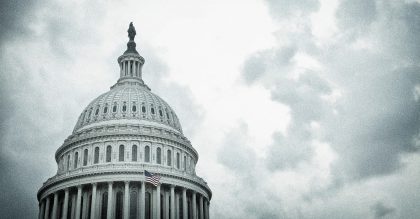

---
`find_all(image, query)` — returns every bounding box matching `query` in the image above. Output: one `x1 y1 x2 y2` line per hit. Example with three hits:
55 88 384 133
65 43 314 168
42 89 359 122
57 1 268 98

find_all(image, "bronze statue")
128 22 136 41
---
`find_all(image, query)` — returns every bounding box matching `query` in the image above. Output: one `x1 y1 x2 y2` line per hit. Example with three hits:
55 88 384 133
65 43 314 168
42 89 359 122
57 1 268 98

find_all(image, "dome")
37 23 211 219
73 82 183 134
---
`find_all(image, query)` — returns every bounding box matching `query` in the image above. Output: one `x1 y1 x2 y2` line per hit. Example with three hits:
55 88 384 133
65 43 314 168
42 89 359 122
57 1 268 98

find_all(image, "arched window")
101 192 108 219
113 104 117 113
94 147 99 164
115 191 123 219
145 146 150 162
130 191 138 219
176 152 180 169
95 107 99 115
151 106 155 114
106 146 112 162
74 152 79 169
132 105 136 112
67 154 71 170
141 105 146 113
184 155 187 170
132 145 137 162
83 149 88 166
119 145 124 162
167 150 172 166
103 105 108 114
159 109 163 117
157 148 162 164
145 192 151 219
122 104 127 112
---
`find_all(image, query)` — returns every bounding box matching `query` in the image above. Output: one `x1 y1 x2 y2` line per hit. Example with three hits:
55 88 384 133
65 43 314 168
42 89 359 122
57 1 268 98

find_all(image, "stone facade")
37 23 211 219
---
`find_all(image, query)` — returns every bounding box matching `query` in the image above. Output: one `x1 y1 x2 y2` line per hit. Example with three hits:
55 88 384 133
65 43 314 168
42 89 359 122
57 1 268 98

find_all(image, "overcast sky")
0 0 419 218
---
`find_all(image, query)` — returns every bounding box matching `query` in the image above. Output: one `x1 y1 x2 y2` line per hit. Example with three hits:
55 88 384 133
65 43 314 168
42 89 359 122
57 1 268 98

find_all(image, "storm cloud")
1 0 419 218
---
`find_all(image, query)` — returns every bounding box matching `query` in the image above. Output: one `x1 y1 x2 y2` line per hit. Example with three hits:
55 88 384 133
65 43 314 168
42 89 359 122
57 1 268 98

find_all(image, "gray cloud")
217 122 256 175
371 201 395 218
236 0 420 217
336 0 377 31
215 122 286 219
265 0 320 18
141 45 205 138
0 1 110 218
0 0 40 45
243 0 420 181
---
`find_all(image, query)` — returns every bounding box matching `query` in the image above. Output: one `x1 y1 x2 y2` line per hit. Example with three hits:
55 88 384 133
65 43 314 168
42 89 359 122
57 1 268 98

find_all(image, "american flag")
144 170 161 186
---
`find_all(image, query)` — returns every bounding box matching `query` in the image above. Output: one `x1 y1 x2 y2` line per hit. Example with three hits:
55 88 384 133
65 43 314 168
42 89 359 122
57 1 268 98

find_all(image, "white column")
82 192 88 219
62 189 69 219
124 181 130 219
156 184 161 219
205 200 209 219
170 186 175 219
120 62 123 77
71 194 76 219
39 199 45 219
140 181 145 219
52 192 59 219
199 196 203 219
75 186 82 219
182 189 187 219
175 194 179 219
192 192 197 219
44 196 51 219
90 183 97 219
165 191 170 219
122 61 126 76
107 182 113 219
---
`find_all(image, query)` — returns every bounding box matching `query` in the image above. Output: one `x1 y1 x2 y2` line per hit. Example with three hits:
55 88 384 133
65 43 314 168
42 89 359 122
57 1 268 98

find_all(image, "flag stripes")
144 170 161 186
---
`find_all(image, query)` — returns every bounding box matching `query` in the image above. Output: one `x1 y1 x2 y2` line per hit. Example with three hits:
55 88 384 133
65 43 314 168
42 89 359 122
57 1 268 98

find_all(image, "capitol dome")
73 82 183 134
37 23 211 219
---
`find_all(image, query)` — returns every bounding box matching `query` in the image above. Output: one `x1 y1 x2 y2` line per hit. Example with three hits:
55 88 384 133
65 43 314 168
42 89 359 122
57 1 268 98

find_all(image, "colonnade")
120 59 142 78
38 181 210 219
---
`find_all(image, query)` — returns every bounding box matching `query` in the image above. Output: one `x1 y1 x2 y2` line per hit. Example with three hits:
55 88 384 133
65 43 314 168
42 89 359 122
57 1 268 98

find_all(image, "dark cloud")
371 201 395 218
0 1 44 218
243 0 420 181
0 0 39 46
264 69 332 170
336 0 377 31
241 45 297 85
0 1 110 218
